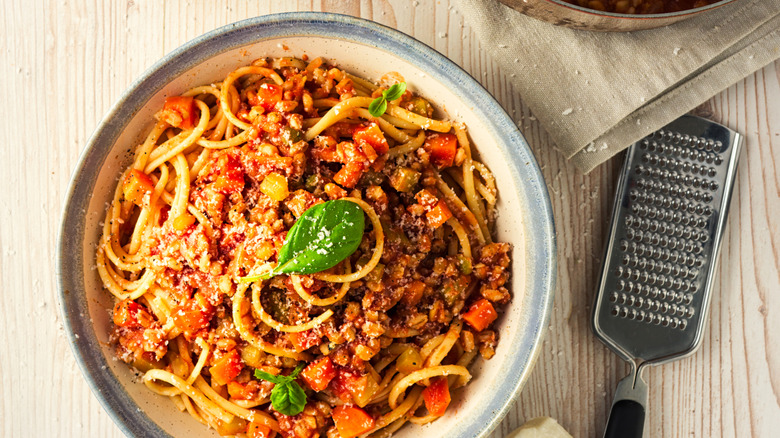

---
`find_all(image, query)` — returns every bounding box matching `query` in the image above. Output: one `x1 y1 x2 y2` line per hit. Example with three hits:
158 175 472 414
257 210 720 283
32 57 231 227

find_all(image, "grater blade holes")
599 119 741 342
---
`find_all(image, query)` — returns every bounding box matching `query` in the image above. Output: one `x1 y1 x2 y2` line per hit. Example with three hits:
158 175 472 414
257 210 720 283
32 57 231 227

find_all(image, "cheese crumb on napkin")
506 417 573 438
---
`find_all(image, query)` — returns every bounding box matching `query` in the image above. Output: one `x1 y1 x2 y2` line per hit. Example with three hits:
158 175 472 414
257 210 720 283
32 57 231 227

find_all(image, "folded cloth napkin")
454 0 780 172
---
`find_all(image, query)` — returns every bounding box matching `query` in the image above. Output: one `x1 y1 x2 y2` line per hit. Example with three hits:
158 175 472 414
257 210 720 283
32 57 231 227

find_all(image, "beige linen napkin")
454 0 780 172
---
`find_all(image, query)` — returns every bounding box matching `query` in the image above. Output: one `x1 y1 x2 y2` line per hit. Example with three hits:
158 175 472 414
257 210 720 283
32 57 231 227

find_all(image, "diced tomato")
170 294 215 340
288 329 321 352
328 370 359 402
426 200 453 229
333 161 365 188
424 133 457 169
246 422 272 438
301 357 337 392
422 377 451 416
210 349 243 386
212 153 245 194
160 96 198 129
255 83 283 112
462 299 498 332
332 405 375 438
113 299 149 328
123 169 155 206
354 123 389 155
158 205 170 226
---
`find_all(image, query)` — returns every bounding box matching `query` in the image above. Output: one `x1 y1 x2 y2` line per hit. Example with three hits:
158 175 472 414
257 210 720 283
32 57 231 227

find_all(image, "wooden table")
1 1 777 437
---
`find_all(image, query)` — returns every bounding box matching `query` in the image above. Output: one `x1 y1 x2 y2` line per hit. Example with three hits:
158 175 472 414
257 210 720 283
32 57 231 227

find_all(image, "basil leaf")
287 382 307 412
368 96 387 117
249 200 364 281
254 369 287 385
383 82 406 102
255 365 309 416
367 82 406 117
269 381 307 416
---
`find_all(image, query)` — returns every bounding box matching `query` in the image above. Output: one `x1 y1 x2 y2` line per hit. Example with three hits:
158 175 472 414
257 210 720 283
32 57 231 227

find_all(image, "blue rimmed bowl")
58 12 556 438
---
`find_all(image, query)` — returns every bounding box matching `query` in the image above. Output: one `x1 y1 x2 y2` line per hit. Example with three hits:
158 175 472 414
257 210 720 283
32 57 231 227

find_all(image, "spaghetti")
98 56 512 438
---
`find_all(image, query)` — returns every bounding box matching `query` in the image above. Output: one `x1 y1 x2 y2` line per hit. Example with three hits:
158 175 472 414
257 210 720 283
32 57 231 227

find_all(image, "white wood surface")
1 1 778 437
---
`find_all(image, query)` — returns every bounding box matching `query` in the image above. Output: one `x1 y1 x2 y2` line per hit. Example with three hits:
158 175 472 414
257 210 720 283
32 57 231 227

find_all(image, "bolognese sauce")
563 0 719 14
97 56 511 438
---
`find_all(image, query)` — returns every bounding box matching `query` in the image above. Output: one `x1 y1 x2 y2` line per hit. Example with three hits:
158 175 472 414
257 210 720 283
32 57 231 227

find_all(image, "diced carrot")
227 381 247 399
172 213 196 231
312 145 340 162
160 96 198 129
171 295 215 341
209 349 243 386
422 377 451 416
336 140 368 163
301 357 337 392
228 379 260 400
414 188 439 209
255 83 283 112
332 405 376 438
333 161 365 188
461 299 498 332
426 200 453 229
215 416 247 436
424 133 457 168
246 422 272 438
122 169 155 206
354 123 389 155
370 155 387 172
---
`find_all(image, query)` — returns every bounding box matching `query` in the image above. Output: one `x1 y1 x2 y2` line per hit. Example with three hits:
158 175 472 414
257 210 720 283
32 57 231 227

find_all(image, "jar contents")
563 0 720 14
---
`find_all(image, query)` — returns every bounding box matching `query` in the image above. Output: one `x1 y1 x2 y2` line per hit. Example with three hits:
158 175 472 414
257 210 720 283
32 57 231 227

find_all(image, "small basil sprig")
254 363 307 416
368 82 406 117
241 199 365 282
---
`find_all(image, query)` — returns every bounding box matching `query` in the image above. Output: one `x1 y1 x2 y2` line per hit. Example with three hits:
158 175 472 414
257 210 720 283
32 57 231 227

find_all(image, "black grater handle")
603 371 648 438
604 399 645 438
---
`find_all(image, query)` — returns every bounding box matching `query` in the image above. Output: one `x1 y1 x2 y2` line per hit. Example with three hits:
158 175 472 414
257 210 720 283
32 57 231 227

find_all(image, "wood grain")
0 1 777 436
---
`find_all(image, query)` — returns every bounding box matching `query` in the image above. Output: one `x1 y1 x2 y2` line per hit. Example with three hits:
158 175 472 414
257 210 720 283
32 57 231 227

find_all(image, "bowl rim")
543 0 734 19
57 11 556 438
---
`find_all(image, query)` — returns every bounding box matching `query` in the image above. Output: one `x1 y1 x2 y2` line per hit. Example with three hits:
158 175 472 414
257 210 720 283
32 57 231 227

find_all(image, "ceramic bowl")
58 12 556 438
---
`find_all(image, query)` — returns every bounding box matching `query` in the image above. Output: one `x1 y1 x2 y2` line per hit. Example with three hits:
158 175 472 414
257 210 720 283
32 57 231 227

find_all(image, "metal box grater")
592 115 743 438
